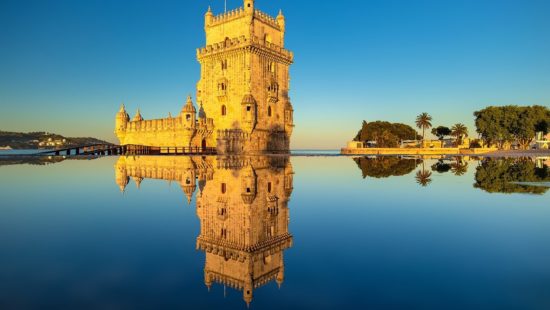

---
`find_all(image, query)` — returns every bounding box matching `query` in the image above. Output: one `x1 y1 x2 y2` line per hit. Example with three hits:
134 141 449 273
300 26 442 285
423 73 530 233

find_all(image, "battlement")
197 35 293 62
253 9 280 29
210 7 246 26
209 7 281 31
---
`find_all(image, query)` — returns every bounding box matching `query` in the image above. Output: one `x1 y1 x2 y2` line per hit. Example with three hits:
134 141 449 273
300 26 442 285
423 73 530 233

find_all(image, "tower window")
221 59 228 70
268 106 272 117
247 106 251 112
186 114 191 121
268 182 272 193
221 183 227 194
221 105 227 116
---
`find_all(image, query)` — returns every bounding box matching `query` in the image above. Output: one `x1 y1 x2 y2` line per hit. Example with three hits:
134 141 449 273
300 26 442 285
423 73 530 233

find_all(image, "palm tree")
415 113 433 141
415 161 432 187
451 158 468 176
451 123 468 146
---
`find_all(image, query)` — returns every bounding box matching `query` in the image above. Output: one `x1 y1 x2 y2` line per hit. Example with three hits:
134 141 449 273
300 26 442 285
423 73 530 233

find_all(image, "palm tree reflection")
416 161 433 187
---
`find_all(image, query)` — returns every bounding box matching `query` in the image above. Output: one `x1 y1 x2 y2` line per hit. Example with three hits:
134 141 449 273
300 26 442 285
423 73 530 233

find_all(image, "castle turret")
115 160 129 193
115 103 130 143
133 109 143 122
244 0 254 14
241 164 257 204
182 95 197 129
284 100 294 138
180 157 197 204
205 6 213 27
243 273 254 307
241 94 257 134
277 10 285 46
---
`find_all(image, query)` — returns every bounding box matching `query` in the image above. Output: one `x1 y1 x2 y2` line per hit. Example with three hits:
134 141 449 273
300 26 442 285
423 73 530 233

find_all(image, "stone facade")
114 155 294 306
115 0 294 154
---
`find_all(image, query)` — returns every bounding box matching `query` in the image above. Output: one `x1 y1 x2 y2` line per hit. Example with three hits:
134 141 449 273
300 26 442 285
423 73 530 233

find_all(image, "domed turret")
182 95 197 129
205 6 213 27
182 95 196 113
115 165 129 193
277 10 285 30
198 103 207 119
132 176 143 189
180 157 197 204
133 109 143 122
241 94 257 134
241 165 257 204
115 103 130 141
243 273 254 307
284 100 294 136
244 0 254 14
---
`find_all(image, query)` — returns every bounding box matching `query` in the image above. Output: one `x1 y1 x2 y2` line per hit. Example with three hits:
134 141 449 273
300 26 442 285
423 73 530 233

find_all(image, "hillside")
0 131 112 149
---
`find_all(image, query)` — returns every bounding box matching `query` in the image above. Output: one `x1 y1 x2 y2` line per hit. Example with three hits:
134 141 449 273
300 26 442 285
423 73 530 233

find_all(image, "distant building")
532 132 550 149
115 0 294 154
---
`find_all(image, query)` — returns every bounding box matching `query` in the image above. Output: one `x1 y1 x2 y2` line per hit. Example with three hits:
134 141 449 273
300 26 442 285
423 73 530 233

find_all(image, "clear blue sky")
1 0 549 149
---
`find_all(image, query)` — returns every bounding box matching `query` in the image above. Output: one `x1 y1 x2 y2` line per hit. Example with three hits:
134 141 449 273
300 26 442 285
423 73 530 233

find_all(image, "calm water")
0 155 549 309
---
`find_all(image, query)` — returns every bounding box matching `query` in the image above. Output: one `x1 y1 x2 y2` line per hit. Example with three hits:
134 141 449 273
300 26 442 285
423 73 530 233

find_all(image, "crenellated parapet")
116 0 293 154
115 96 216 148
197 35 293 63
210 7 247 26
253 9 280 30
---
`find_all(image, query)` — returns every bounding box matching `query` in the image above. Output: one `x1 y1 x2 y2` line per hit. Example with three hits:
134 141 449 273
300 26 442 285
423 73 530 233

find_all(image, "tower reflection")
115 155 294 306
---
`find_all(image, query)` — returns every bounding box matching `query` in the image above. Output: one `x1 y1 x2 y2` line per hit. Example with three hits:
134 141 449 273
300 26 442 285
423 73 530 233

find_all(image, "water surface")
0 155 549 309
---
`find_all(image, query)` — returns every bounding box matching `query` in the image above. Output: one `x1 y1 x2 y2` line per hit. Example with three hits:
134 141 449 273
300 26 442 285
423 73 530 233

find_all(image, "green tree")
431 126 451 141
353 120 419 147
474 105 550 149
451 123 468 146
354 157 420 178
415 113 433 141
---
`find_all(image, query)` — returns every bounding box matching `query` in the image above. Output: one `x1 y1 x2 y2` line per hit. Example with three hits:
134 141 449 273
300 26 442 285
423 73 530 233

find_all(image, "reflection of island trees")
431 160 452 173
451 159 469 176
415 169 432 187
354 157 420 178
431 158 469 176
474 158 550 194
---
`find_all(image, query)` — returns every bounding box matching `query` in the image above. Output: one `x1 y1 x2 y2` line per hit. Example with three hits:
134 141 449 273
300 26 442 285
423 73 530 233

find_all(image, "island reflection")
352 156 550 194
115 155 294 306
474 157 550 194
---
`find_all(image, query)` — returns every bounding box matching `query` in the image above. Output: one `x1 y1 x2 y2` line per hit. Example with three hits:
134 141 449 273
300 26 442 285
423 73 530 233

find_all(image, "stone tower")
197 0 294 154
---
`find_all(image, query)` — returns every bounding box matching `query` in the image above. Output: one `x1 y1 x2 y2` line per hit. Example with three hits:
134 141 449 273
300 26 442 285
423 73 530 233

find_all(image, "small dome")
182 95 196 113
198 103 206 119
133 109 143 121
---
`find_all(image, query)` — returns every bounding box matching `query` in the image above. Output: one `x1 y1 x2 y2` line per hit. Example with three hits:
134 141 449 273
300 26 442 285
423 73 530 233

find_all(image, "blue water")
0 156 549 309
0 149 50 155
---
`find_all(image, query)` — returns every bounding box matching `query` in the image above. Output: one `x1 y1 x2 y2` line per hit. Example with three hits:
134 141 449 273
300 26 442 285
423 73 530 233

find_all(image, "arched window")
186 114 191 121
268 106 272 117
221 105 227 116
221 59 228 70
267 182 272 193
221 183 227 194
